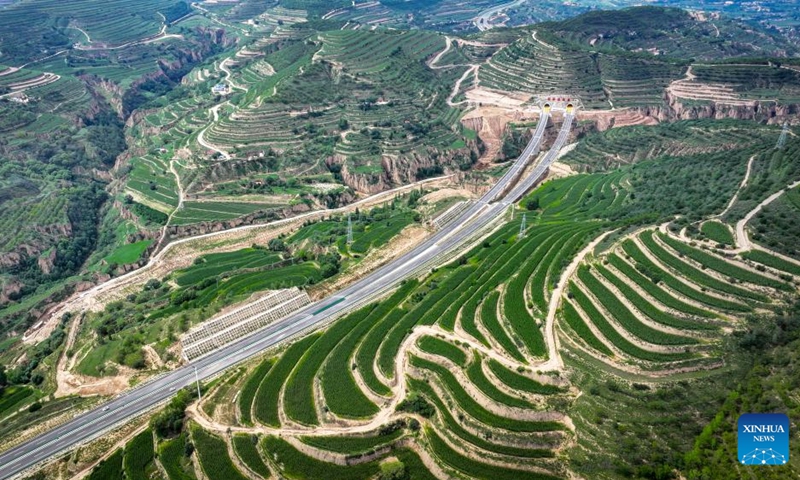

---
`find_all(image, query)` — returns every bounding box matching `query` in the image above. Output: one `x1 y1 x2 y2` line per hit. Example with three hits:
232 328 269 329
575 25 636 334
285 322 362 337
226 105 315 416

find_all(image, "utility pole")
776 122 789 149
519 213 527 238
194 365 202 401
346 214 353 245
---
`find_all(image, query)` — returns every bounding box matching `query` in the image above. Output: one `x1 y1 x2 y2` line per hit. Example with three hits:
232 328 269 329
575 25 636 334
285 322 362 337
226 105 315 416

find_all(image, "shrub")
396 393 435 418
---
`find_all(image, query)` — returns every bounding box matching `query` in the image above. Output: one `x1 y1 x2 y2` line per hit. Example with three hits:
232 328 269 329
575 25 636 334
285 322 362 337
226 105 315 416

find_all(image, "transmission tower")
519 213 527 238
776 122 789 149
346 214 353 245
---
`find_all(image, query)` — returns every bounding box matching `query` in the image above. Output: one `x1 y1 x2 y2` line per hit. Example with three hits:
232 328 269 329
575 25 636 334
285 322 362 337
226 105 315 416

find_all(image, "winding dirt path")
540 230 616 370
447 65 478 106
219 58 247 92
189 319 563 439
73 23 181 51
196 125 230 159
718 154 755 218
68 26 92 43
155 158 187 251
196 103 232 160
194 57 249 158
735 179 800 250
25 175 457 394
427 36 453 69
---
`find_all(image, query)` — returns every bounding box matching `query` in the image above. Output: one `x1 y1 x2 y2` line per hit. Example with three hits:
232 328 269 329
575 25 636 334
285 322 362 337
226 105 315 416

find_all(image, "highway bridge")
0 110 575 480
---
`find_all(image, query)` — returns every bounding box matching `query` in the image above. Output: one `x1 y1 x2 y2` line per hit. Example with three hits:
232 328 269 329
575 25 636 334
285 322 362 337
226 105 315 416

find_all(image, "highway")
474 0 524 31
0 111 574 480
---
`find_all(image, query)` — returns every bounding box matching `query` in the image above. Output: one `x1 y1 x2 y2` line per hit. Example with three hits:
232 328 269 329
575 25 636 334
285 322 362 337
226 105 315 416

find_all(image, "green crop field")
264 435 380 480
425 427 559 480
253 334 319 427
175 248 283 286
87 449 123 480
122 429 155 480
0 386 36 417
300 429 403 454
606 253 717 319
191 425 249 480
417 335 468 367
700 221 735 246
232 434 271 478
237 358 274 425
622 239 752 312
560 300 615 357
741 250 800 277
320 284 414 418
105 240 152 265
577 265 697 346
284 306 376 425
641 232 770 302
658 232 791 291
466 356 534 408
567 284 697 363
595 263 717 331
410 355 565 433
157 433 195 480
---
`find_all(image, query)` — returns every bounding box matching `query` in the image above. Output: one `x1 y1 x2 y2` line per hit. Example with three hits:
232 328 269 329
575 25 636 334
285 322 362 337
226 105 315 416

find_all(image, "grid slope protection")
181 287 311 360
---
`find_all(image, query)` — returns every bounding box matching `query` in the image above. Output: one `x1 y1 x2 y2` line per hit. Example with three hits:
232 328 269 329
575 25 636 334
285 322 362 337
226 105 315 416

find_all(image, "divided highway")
0 111 574 480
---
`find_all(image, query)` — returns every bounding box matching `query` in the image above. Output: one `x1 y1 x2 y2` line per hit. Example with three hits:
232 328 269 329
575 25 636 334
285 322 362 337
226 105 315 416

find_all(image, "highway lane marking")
4 369 197 467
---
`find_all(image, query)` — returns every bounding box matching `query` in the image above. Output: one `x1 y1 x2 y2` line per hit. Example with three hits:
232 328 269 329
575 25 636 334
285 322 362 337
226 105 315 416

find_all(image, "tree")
268 238 286 252
152 389 193 438
321 262 339 278
379 460 408 480
526 197 540 211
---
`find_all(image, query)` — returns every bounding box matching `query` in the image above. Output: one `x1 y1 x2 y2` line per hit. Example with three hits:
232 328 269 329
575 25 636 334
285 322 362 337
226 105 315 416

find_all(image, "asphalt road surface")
0 112 574 480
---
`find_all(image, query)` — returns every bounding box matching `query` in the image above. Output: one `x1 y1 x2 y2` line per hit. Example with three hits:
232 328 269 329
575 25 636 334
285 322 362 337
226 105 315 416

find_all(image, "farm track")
718 154 755 219
23 174 457 346
73 21 182 51
735 179 800 251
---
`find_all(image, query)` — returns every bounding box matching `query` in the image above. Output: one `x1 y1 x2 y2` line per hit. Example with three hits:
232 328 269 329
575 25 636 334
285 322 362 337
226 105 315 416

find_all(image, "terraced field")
690 64 800 103
87 195 604 478
557 119 775 170
0 0 184 63
124 155 180 213
77 114 799 479
200 27 473 189
9 3 800 478
558 225 796 371
480 31 609 108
